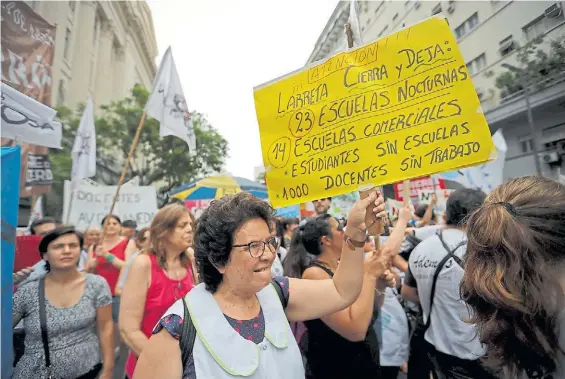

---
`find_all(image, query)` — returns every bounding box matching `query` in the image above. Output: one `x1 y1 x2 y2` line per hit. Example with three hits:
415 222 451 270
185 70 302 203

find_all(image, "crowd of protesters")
10 175 565 379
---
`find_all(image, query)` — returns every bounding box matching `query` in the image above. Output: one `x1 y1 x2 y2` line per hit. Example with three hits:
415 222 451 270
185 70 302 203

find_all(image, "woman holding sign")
132 191 385 379
284 205 411 379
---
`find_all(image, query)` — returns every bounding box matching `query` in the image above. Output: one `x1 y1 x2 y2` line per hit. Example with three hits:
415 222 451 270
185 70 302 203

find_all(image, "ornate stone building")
24 0 157 110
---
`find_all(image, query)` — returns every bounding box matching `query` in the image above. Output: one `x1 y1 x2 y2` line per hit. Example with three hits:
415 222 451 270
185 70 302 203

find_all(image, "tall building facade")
24 0 157 111
308 1 565 180
16 1 158 223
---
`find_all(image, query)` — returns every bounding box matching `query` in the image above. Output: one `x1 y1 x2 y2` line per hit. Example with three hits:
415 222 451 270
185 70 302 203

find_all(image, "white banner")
63 181 157 230
1 82 62 148
416 189 454 214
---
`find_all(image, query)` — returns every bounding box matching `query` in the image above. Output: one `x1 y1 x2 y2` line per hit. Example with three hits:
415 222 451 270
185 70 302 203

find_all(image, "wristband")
106 253 116 263
375 287 386 296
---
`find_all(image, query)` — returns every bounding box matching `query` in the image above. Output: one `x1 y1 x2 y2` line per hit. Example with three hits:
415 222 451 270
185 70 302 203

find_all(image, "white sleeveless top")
185 283 305 378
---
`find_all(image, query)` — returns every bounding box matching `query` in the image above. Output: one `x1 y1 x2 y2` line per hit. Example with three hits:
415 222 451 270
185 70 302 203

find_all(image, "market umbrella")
170 174 268 200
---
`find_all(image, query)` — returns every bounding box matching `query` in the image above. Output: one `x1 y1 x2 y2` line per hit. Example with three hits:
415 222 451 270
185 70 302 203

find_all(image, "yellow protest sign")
254 16 494 208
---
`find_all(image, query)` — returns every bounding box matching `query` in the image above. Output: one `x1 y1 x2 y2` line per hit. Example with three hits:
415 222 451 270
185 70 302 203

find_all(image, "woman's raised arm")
284 192 387 322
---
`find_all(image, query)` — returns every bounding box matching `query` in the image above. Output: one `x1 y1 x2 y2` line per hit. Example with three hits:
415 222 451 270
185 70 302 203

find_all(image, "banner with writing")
393 176 445 202
386 198 414 221
254 16 494 208
1 1 57 197
184 199 212 220
417 188 453 214
63 181 158 230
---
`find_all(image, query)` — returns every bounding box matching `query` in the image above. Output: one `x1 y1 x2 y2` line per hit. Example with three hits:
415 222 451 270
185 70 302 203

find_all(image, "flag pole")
99 112 147 241
65 181 75 225
402 180 411 206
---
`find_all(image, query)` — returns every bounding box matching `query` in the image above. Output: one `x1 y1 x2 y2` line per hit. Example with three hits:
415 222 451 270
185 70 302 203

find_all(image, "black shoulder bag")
38 278 54 379
424 231 465 331
179 279 287 370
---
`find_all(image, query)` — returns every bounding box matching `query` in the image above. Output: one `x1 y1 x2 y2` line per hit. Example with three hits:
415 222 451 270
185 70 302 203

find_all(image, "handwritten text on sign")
254 17 493 208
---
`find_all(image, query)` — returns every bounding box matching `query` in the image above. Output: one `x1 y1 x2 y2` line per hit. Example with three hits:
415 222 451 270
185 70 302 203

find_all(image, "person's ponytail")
461 176 565 378
283 218 331 279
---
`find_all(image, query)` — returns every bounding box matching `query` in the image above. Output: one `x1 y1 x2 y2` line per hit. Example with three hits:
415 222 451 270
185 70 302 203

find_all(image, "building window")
69 1 75 13
518 135 534 153
499 35 516 56
405 0 410 7
93 16 100 42
393 13 399 21
455 12 479 39
466 53 487 75
64 28 72 60
432 3 442 16
523 7 565 41
366 17 371 25
57 80 65 106
379 25 389 37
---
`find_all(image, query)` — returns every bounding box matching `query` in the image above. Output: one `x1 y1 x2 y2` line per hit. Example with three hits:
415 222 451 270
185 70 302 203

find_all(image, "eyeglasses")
233 236 281 258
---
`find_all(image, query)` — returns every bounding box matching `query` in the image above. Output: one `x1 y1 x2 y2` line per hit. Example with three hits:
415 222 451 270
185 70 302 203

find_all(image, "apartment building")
308 1 565 180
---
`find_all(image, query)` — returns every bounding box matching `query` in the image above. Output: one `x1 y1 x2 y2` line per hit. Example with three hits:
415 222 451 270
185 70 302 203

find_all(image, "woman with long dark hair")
461 176 565 379
283 206 411 379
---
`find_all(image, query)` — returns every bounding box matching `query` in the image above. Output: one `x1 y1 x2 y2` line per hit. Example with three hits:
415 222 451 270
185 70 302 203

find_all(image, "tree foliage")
47 86 228 216
495 35 565 98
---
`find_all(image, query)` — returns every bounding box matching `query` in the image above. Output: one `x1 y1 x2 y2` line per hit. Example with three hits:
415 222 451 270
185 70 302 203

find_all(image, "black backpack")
179 279 287 369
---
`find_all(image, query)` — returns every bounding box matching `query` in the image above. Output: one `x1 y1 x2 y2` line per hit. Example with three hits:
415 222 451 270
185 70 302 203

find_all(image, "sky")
147 0 339 180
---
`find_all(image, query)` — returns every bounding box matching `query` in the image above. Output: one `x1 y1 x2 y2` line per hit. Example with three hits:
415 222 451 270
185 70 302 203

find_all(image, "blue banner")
1 146 21 378
275 204 300 218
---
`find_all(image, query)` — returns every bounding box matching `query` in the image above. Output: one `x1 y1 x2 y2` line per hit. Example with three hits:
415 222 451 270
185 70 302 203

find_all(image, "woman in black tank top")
284 213 408 379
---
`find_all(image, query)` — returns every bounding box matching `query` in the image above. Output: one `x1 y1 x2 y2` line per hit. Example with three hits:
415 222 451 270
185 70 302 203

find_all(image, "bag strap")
179 278 287 368
38 278 52 376
271 278 288 309
309 261 334 278
424 231 466 331
180 296 197 372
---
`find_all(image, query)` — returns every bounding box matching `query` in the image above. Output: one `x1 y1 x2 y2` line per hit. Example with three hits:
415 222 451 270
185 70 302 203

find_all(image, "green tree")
495 35 565 98
47 86 228 217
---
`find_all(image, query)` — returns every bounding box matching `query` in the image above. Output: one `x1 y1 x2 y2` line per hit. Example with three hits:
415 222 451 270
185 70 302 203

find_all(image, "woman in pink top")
119 204 196 378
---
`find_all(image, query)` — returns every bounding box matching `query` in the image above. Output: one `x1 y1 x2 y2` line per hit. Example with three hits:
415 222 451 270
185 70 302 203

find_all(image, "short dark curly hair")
194 193 275 293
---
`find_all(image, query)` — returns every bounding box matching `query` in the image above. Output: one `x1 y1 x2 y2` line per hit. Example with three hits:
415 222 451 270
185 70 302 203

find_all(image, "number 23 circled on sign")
253 17 494 208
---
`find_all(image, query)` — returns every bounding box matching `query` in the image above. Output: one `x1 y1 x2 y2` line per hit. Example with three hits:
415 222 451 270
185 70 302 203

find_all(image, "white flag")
27 196 43 230
71 96 96 179
145 47 196 152
348 0 364 47
1 83 62 148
